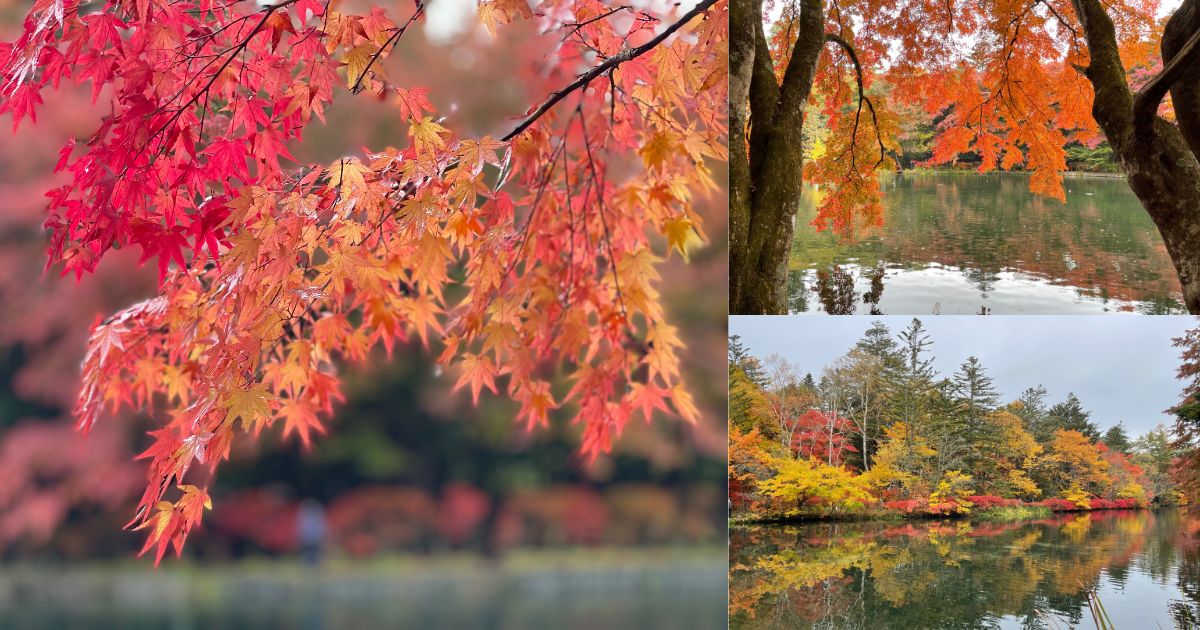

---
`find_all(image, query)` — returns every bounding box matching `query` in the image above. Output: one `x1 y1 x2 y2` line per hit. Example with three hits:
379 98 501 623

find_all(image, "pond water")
789 172 1187 314
0 553 726 630
730 510 1200 629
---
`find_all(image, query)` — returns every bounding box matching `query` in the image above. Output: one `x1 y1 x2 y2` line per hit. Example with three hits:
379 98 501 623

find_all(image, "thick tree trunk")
729 0 825 314
1164 0 1200 160
1073 0 1200 312
1122 125 1200 311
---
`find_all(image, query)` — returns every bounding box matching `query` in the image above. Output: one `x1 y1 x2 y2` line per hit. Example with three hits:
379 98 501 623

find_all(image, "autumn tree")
731 0 1200 314
1034 429 1112 499
1171 324 1200 501
0 0 727 562
974 409 1042 499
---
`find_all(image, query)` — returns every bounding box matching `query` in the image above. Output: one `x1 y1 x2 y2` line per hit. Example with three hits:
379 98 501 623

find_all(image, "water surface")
790 173 1186 314
730 510 1200 629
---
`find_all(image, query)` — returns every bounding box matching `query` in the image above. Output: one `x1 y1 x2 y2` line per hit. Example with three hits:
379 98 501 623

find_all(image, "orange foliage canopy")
0 0 727 562
766 0 1161 233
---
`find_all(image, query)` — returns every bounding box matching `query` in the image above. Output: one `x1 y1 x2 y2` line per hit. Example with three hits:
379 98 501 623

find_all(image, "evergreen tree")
729 335 765 385
1047 393 1101 441
892 319 937 429
1101 423 1132 454
855 321 902 364
1014 385 1051 440
951 356 1002 472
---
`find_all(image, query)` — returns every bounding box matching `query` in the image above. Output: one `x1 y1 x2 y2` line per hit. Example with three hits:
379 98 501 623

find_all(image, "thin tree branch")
348 3 426 94
500 0 718 142
824 33 887 168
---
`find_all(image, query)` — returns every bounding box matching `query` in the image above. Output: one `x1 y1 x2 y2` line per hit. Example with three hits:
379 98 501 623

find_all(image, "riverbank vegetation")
729 320 1187 523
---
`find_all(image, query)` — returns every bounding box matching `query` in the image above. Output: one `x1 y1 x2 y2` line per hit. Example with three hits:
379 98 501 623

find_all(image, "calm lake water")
790 172 1186 314
0 552 726 630
730 510 1200 629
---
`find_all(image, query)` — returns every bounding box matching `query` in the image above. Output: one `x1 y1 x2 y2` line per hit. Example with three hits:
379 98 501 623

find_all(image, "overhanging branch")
824 33 887 168
500 0 718 142
1133 25 1200 134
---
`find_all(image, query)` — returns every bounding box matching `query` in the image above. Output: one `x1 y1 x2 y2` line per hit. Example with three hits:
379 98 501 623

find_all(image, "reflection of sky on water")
790 263 1187 315
1006 567 1190 630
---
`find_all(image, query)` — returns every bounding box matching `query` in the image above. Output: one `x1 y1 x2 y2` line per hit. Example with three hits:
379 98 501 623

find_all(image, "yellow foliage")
1116 482 1148 503
865 422 937 498
757 456 874 514
930 470 974 508
1063 484 1092 509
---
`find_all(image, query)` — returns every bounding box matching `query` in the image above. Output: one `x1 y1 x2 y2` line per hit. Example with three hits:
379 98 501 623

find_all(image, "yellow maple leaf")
223 384 274 430
328 158 371 199
409 116 447 154
662 215 698 261
342 43 376 90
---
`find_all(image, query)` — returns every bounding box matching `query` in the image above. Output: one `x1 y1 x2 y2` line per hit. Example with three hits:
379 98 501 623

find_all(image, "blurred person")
297 498 327 566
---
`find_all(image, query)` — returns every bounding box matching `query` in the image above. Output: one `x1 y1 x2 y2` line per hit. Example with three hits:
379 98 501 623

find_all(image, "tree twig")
501 0 718 142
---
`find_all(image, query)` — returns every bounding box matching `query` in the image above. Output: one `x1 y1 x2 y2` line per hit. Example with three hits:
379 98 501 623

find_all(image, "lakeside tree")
731 0 1200 314
0 0 727 562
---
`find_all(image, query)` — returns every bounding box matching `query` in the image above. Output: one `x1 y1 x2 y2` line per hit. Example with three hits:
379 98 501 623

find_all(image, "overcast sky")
730 316 1200 437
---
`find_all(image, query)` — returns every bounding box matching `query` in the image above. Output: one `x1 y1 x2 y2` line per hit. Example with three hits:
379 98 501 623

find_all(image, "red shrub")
926 501 967 515
884 499 924 513
1038 498 1078 512
965 495 1016 509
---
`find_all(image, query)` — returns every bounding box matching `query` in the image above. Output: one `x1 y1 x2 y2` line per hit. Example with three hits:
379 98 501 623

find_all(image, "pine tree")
1101 423 1132 454
1048 394 1101 441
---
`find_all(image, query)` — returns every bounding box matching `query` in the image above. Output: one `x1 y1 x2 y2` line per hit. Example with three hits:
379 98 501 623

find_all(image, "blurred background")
0 1 728 627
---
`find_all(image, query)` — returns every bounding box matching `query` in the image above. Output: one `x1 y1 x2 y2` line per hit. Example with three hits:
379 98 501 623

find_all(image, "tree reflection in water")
731 510 1200 629
789 173 1188 314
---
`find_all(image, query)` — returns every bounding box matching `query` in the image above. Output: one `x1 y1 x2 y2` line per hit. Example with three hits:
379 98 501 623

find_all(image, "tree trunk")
729 0 826 314
1073 0 1200 312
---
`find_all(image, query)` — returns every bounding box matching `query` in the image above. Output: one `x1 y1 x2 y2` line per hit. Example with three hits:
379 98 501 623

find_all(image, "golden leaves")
409 116 448 154
222 383 274 431
662 215 698 261
342 44 375 89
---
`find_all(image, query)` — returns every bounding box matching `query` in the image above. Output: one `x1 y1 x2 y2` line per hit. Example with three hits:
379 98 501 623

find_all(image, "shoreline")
890 168 1127 179
730 503 1164 527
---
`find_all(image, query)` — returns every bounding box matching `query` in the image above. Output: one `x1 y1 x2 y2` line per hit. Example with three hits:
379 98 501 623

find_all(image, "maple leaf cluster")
0 0 727 562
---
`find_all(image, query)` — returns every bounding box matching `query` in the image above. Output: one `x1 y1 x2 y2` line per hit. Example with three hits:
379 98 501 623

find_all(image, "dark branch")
1133 25 1200 134
824 33 887 168
500 0 718 142
348 3 426 94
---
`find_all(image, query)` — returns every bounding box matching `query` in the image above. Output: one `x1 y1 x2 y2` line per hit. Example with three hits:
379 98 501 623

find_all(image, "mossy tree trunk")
729 0 826 314
1073 0 1200 312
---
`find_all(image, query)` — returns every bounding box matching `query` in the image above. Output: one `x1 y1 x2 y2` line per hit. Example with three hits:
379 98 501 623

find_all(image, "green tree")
951 356 1003 476
1133 424 1179 503
1047 394 1101 441
1013 385 1051 440
1101 423 1133 455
